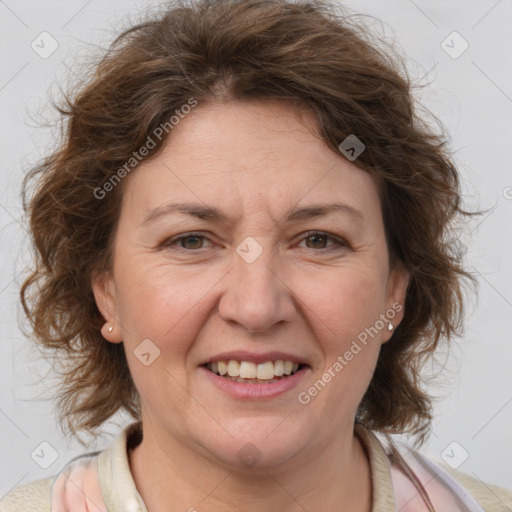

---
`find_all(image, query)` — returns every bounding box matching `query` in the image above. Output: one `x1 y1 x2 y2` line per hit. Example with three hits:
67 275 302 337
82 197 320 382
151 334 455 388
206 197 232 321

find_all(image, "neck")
129 420 372 512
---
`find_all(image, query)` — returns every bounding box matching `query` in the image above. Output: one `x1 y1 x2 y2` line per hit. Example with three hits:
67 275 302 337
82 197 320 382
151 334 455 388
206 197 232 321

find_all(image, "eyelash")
162 231 348 252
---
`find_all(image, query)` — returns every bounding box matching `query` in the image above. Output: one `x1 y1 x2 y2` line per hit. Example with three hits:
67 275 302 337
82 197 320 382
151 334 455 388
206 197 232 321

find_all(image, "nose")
218 244 297 334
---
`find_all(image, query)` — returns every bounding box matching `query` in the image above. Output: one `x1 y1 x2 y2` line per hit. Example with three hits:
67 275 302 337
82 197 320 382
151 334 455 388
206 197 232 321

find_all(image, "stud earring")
387 322 394 332
108 325 113 333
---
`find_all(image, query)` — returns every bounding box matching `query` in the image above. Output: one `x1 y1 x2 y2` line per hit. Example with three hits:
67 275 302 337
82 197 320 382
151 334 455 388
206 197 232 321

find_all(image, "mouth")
202 360 308 384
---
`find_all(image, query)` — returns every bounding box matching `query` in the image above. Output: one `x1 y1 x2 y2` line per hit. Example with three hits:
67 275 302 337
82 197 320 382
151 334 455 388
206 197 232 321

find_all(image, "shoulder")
356 424 512 511
0 422 142 512
395 445 512 511
437 461 512 511
1 452 107 512
0 478 53 512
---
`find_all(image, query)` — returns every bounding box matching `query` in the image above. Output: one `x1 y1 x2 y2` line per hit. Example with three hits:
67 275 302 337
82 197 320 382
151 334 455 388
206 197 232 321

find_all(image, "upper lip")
199 350 310 366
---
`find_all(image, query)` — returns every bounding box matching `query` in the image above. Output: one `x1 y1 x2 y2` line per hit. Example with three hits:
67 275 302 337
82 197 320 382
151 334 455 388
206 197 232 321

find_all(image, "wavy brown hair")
21 0 474 443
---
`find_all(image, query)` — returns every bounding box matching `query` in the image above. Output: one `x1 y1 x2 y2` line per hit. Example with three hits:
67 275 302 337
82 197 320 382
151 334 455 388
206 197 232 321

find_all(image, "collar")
93 421 399 511
354 422 398 510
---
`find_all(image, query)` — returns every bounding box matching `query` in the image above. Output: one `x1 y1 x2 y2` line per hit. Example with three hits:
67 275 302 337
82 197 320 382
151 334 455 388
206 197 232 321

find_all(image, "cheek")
297 262 388 406
299 262 389 341
113 256 208 339
112 259 202 410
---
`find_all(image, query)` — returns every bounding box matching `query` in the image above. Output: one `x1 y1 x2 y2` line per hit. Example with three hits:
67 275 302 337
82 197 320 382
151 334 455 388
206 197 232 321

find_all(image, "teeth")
274 360 285 376
206 359 304 380
239 361 256 379
218 361 228 376
224 376 280 384
257 361 274 380
227 360 240 377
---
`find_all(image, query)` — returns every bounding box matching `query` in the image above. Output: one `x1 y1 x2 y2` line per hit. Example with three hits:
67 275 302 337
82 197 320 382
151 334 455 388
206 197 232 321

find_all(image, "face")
93 100 408 471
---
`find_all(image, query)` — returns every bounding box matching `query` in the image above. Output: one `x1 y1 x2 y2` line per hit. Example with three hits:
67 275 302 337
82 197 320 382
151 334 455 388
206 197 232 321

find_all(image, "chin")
195 417 311 472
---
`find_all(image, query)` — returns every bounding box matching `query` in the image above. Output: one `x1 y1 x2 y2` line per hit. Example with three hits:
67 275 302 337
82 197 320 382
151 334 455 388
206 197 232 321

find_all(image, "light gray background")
1 0 511 497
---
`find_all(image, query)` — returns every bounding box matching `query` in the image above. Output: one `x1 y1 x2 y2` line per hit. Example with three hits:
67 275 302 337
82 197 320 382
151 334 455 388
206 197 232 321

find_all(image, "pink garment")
50 443 485 511
50 453 107 512
388 448 485 511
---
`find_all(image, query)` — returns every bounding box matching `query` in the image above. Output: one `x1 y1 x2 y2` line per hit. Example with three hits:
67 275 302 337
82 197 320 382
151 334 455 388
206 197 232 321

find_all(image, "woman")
2 0 511 510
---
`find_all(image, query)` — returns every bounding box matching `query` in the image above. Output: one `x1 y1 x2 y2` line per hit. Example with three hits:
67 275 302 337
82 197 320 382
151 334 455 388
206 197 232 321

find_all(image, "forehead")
121 100 382 227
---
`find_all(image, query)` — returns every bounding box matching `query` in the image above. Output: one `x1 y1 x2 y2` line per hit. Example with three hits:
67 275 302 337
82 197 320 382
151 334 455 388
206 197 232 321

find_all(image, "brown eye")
305 233 329 249
299 231 347 250
163 232 212 251
179 235 205 250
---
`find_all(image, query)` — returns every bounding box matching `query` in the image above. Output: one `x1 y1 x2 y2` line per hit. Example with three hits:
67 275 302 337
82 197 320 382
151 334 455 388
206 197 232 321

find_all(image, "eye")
164 232 213 251
161 231 348 252
297 231 348 250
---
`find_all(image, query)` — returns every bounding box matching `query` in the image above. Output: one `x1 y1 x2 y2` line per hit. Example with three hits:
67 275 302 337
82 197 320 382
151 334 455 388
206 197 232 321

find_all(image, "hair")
21 0 474 445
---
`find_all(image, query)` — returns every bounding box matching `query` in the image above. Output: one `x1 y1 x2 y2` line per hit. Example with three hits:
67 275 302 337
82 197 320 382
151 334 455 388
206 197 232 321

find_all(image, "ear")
381 264 410 343
91 270 123 343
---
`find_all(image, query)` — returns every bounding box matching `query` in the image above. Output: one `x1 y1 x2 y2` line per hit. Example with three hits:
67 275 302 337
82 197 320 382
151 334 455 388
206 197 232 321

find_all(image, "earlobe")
100 321 123 343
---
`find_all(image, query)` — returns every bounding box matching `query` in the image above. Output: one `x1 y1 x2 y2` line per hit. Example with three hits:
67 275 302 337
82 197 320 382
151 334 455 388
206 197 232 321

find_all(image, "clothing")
1 421 511 511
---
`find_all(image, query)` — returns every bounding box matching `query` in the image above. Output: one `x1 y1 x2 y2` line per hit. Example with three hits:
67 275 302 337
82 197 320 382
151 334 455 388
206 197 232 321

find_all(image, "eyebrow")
142 201 364 226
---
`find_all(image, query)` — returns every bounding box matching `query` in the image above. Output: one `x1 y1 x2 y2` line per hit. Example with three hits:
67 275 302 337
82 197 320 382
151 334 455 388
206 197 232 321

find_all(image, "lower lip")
199 365 310 399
